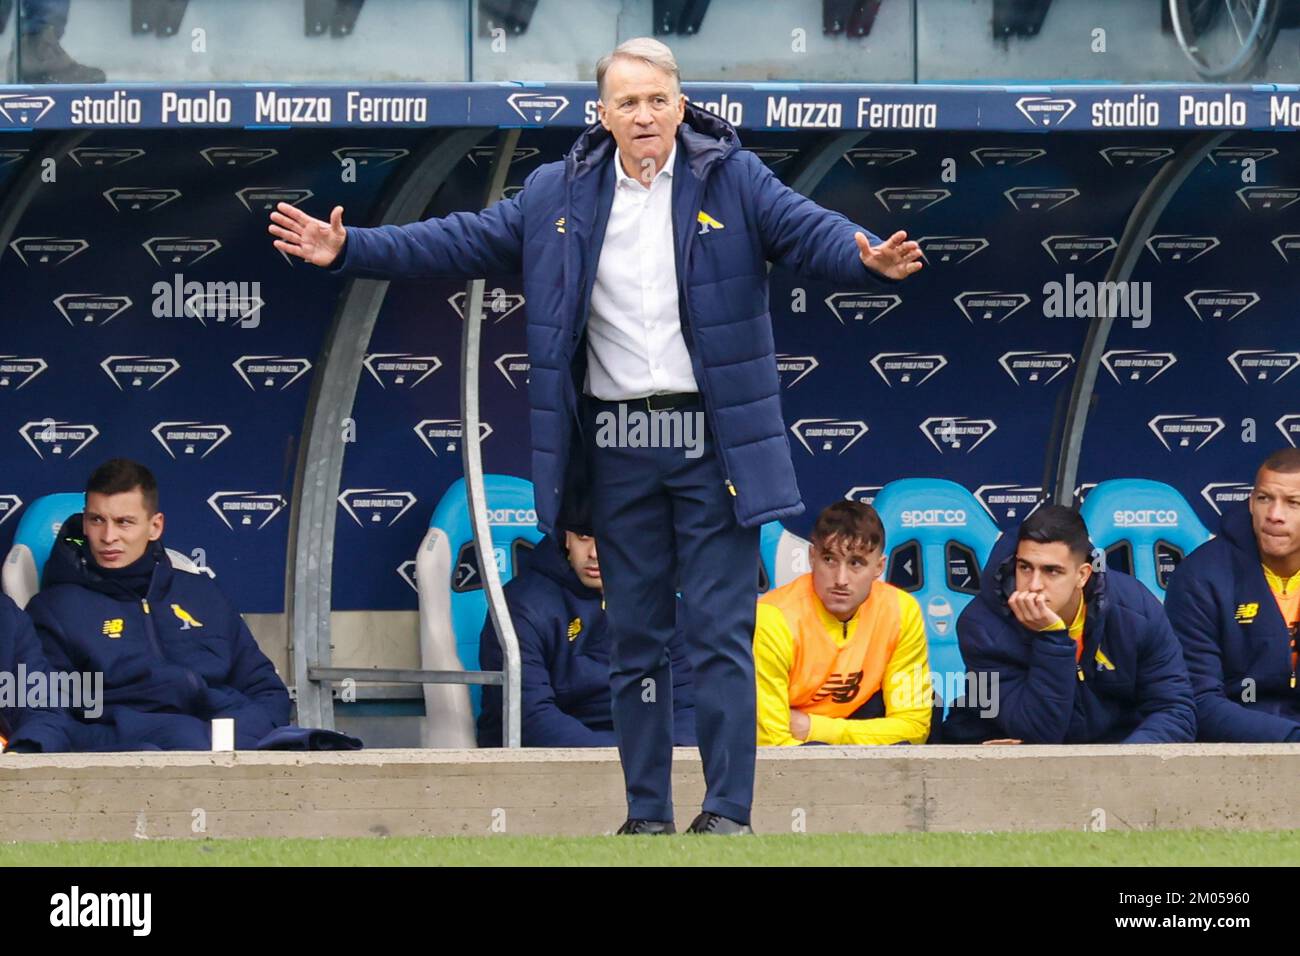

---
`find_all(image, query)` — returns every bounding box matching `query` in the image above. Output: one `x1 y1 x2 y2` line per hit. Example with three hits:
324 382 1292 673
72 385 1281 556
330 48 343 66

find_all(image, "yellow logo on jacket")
171 604 204 630
554 217 566 234
1235 602 1259 624
1094 648 1116 672
567 617 582 641
697 210 724 235
102 618 124 638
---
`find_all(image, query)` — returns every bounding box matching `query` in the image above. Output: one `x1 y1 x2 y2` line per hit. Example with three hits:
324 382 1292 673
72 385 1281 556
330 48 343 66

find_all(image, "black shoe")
14 27 106 84
686 812 753 835
616 818 675 835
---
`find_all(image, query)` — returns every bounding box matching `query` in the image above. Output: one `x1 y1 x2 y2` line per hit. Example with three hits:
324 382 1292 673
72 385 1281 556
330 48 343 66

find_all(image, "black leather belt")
593 393 701 412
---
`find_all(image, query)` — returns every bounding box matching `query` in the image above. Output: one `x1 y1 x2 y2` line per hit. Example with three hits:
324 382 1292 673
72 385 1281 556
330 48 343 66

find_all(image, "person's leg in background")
588 402 680 829
15 0 105 83
666 419 759 830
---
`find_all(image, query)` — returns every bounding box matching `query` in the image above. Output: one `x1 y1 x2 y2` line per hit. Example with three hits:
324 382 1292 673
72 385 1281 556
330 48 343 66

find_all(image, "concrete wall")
1 745 1296 841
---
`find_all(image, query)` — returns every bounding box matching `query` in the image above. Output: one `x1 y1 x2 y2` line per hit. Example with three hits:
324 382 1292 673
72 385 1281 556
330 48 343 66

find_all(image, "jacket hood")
981 526 1108 619
42 512 170 599
1217 502 1259 559
527 533 602 602
566 100 741 179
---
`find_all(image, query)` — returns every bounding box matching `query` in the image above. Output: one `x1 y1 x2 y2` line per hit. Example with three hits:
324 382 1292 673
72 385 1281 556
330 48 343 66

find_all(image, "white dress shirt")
583 143 699 401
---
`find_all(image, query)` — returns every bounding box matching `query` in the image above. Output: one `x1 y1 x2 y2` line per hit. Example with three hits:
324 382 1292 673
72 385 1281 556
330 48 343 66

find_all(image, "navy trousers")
586 398 759 825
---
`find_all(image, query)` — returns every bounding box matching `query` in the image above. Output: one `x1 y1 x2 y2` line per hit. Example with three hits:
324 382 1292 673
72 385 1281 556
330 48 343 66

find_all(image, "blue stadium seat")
1079 479 1211 601
758 520 811 593
2 492 212 609
2 493 86 609
872 478 1002 710
415 475 544 746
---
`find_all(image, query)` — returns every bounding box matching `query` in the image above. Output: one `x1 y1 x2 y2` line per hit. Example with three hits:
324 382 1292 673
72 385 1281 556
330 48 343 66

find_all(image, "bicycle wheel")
1170 0 1282 79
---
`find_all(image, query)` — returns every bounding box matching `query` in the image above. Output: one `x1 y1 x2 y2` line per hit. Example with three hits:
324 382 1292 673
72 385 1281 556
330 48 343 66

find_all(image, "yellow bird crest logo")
1094 648 1116 672
567 617 582 641
697 210 724 235
102 618 124 638
171 604 204 630
554 217 566 234
1235 602 1259 624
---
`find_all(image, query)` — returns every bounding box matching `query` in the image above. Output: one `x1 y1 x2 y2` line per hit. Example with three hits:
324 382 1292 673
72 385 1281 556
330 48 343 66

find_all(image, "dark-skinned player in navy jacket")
27 459 291 751
478 529 696 748
943 505 1196 744
1166 448 1300 741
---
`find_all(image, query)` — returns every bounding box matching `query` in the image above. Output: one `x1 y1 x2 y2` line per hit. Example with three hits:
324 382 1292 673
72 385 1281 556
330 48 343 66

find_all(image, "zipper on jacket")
672 171 739 501
141 598 164 659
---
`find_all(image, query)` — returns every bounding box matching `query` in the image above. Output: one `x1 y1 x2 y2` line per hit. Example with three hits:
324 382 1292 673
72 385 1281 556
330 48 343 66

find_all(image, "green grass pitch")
0 830 1295 866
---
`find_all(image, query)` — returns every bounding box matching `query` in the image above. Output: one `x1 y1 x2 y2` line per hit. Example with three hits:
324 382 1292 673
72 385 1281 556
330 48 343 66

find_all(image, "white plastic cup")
211 718 235 752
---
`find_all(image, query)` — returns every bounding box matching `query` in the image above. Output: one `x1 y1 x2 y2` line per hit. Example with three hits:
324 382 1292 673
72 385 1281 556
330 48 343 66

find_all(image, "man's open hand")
856 230 923 280
268 203 347 267
1008 590 1064 632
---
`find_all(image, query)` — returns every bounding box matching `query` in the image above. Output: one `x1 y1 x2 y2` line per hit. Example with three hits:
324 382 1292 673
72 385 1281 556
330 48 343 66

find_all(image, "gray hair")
596 37 681 100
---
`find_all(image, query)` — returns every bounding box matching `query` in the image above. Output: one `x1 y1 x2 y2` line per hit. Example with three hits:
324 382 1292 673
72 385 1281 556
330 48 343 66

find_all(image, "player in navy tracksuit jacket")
943 507 1196 744
1166 494 1300 741
27 513 291 751
0 592 102 753
478 532 696 747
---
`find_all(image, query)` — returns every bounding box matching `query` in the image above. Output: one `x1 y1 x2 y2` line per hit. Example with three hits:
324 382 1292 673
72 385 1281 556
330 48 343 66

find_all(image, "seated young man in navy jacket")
1166 448 1300 741
0 592 101 754
27 458 291 751
942 505 1196 744
477 528 696 748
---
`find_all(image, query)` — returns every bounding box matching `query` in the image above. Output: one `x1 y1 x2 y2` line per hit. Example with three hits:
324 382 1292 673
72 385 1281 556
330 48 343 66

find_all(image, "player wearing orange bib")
754 501 931 746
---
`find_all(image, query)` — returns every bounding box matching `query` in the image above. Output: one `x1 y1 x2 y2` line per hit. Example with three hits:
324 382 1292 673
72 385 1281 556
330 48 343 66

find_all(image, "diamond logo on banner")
19 421 99 459
920 417 998 454
1201 482 1253 515
151 422 232 459
338 489 418 528
1041 235 1116 264
975 484 1044 521
874 187 949 213
824 292 902 325
1184 290 1260 322
207 492 287 530
1101 350 1178 385
1148 415 1226 452
363 354 441 388
493 353 530 390
1014 95 1076 127
1145 234 1220 263
414 420 492 457
870 352 947 387
506 93 569 123
200 147 278 167
790 419 869 456
970 147 1045 167
998 351 1075 386
1099 146 1174 167
69 147 146 167
954 291 1031 324
1227 350 1300 385
917 236 988 265
0 357 48 391
53 294 132 327
448 290 525 323
100 356 180 391
1004 187 1079 211
235 187 313 212
102 187 181 213
775 354 819 388
9 237 88 267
